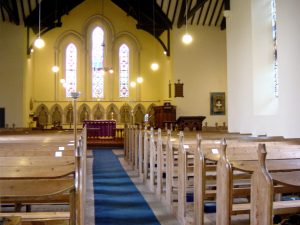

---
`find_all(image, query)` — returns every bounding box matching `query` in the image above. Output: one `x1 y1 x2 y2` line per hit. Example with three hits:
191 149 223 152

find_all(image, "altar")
176 116 206 131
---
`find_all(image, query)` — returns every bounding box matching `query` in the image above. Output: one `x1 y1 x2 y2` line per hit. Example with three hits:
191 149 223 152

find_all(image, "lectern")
154 103 176 129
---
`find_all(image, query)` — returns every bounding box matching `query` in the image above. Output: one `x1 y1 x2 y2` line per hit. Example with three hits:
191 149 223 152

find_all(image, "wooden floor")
0 129 255 225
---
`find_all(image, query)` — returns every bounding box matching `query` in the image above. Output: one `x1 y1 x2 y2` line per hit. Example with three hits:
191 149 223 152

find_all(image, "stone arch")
92 104 105 120
35 104 49 128
50 104 63 126
84 15 115 100
106 103 119 122
147 104 156 126
113 32 140 99
78 104 91 123
120 103 132 124
64 103 73 125
134 104 146 125
54 30 84 100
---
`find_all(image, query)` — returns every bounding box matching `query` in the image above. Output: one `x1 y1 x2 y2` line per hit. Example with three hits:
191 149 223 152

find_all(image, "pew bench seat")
0 156 74 166
232 200 300 215
0 164 74 179
0 212 70 221
0 179 74 211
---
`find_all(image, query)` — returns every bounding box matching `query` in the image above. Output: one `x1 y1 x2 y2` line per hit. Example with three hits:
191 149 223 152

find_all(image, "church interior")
0 0 300 225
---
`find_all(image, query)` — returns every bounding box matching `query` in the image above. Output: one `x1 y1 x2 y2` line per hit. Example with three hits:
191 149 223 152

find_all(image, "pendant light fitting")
182 0 193 45
34 0 45 49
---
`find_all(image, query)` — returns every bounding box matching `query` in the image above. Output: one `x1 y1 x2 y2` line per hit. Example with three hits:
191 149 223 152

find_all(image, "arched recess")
147 104 156 127
113 32 141 101
120 103 132 124
64 103 73 126
54 30 84 101
92 104 105 120
106 103 119 122
78 104 91 123
35 104 49 128
134 103 146 125
84 15 115 100
50 104 63 126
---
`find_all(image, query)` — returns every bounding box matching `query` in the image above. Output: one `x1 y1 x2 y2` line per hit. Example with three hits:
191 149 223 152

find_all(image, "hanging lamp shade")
34 37 45 49
182 0 193 45
34 0 45 49
182 33 193 45
151 62 159 71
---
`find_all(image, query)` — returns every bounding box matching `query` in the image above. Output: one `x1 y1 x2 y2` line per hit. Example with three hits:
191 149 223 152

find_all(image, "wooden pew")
0 216 21 225
143 127 150 182
0 156 74 166
123 125 300 225
0 127 87 225
0 155 75 211
138 127 144 178
155 129 164 199
173 134 300 225
216 140 300 225
0 164 74 179
251 144 300 225
0 149 74 157
177 131 195 225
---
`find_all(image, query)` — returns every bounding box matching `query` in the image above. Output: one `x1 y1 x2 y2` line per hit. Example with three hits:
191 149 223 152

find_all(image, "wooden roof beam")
177 0 208 28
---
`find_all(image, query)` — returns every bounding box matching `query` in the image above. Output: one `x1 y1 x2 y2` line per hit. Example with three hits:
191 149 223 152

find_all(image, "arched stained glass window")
65 43 77 97
92 27 105 98
271 0 278 97
119 44 129 97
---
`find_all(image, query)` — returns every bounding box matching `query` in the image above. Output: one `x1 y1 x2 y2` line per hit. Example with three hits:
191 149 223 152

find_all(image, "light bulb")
182 33 193 45
34 37 45 49
108 68 114 74
137 77 143 84
130 81 136 87
52 66 59 73
151 62 159 71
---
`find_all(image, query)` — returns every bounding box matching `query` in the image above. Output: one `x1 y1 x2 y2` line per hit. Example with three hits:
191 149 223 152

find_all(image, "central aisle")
93 149 161 225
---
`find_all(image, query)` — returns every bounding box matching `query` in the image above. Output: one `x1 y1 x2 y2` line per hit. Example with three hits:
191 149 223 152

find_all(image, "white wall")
277 0 300 137
172 26 227 126
227 0 300 138
0 23 26 127
226 0 253 133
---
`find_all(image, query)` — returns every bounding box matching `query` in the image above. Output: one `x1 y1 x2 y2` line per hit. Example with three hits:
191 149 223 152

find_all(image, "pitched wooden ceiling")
0 0 229 55
0 0 85 35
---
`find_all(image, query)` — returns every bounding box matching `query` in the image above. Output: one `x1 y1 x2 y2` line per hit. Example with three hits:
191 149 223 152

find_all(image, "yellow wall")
0 23 26 127
172 26 227 126
31 0 169 103
0 0 228 128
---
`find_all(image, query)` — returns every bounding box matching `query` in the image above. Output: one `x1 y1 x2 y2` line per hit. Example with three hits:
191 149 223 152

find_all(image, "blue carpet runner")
93 149 161 225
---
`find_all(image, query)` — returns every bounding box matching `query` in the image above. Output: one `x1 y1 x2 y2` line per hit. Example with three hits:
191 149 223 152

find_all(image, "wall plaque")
210 92 225 115
174 79 184 97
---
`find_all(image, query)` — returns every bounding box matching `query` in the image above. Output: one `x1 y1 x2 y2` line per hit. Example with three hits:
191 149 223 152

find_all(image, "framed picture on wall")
210 92 225 115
